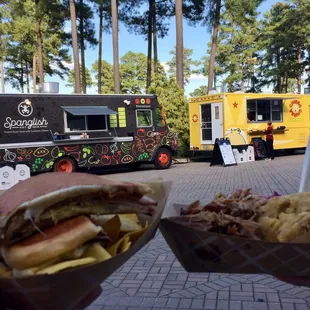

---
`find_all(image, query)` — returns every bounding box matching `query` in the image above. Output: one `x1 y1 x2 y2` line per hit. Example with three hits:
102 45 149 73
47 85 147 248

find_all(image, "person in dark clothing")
265 121 274 160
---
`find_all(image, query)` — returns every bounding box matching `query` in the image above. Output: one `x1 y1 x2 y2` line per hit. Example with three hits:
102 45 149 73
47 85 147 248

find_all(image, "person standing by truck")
265 121 275 160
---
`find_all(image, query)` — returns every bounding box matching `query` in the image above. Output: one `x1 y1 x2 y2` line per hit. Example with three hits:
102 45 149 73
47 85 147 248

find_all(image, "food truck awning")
62 106 117 116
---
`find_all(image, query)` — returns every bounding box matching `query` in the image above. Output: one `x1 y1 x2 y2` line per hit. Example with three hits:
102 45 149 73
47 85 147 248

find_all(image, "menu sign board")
252 138 267 160
210 138 237 167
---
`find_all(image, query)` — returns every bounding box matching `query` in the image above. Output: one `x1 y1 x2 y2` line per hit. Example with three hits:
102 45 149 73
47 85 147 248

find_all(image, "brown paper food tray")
0 180 172 310
159 204 310 277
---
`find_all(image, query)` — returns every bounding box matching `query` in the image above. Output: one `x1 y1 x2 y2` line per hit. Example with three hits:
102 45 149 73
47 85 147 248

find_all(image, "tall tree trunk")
26 62 30 93
35 0 44 84
252 63 255 92
79 0 86 94
0 60 4 93
69 0 81 93
241 64 245 92
98 4 103 94
276 49 281 93
111 0 120 93
175 0 184 89
33 55 37 93
20 61 24 94
297 47 302 94
152 0 158 76
146 0 153 92
285 73 288 93
208 0 221 93
308 49 310 88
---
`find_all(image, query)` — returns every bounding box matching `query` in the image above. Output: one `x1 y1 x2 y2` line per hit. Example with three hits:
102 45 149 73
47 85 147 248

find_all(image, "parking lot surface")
88 154 310 310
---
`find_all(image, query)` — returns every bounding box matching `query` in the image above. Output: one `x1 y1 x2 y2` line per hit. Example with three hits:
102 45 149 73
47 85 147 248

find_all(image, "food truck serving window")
136 109 153 127
62 106 117 132
247 99 283 122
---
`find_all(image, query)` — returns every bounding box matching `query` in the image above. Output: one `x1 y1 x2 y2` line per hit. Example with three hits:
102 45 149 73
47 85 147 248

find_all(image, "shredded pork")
173 189 280 239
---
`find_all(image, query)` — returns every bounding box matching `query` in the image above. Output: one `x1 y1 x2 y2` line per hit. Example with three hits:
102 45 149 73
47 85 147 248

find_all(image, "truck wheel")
154 148 172 169
53 157 77 173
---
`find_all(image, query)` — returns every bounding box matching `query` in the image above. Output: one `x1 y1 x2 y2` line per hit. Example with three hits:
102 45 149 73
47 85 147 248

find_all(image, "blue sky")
4 0 281 95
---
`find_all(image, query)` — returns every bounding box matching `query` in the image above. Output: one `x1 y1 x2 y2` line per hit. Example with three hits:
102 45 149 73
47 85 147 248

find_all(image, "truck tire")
53 157 77 173
154 148 172 169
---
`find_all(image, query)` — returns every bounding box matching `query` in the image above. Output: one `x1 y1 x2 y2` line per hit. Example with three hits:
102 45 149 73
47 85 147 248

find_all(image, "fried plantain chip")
106 235 126 256
12 257 64 277
120 241 131 253
82 242 112 262
119 236 131 253
92 214 142 233
107 222 149 256
36 257 97 275
102 215 121 243
118 214 143 232
125 224 149 244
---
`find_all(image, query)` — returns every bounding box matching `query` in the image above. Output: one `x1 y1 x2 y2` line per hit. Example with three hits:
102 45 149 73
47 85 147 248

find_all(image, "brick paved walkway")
88 154 310 310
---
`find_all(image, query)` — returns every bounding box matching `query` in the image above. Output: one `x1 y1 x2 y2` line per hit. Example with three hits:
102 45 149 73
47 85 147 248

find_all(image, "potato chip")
36 257 96 275
82 243 112 262
101 215 121 243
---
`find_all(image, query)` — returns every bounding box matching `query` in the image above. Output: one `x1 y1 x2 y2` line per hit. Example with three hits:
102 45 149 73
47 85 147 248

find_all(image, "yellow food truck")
189 92 310 154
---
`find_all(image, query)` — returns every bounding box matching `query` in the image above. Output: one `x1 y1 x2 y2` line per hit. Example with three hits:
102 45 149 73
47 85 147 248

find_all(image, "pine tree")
1 0 70 92
257 2 308 93
92 59 114 94
166 47 200 85
66 65 93 92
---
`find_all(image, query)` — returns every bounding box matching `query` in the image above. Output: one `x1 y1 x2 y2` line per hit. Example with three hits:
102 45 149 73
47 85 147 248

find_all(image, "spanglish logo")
4 99 48 131
4 117 48 130
18 99 33 117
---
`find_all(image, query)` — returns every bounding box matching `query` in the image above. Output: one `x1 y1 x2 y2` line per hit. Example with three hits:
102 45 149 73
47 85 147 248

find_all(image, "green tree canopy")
166 47 200 85
92 59 114 94
1 0 70 92
189 85 208 97
257 1 310 93
66 65 93 92
149 77 189 154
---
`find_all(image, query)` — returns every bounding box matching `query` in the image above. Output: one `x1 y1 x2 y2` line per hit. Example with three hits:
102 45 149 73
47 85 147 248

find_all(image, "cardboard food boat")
160 204 310 277
0 180 172 310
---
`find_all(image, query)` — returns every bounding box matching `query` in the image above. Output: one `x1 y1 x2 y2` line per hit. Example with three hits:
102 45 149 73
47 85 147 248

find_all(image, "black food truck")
0 94 178 173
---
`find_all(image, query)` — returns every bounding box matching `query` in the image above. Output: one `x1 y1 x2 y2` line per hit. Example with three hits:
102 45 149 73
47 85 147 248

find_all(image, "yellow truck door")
200 102 223 144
